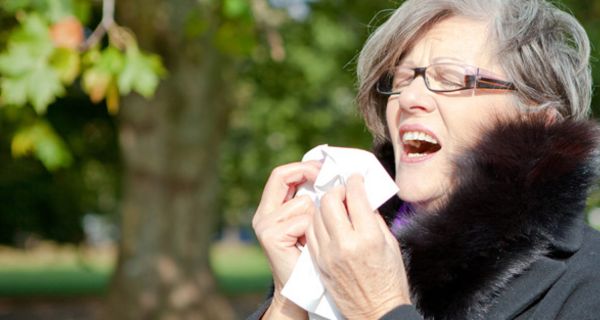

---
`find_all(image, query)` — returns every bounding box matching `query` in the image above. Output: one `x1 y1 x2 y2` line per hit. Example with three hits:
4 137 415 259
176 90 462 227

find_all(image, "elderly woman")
249 0 600 319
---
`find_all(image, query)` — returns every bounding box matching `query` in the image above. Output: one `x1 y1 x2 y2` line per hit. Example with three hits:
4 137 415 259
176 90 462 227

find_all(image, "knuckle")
251 212 260 228
270 164 289 179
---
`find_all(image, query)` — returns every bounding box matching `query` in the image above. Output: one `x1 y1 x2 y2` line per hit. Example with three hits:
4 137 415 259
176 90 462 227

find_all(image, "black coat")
248 116 600 320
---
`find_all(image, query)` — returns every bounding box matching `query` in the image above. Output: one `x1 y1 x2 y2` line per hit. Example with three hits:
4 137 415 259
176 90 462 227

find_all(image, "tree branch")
80 0 116 50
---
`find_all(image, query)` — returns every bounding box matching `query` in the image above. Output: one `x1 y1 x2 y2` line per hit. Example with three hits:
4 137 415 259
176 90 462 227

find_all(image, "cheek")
385 101 397 130
445 97 517 144
386 102 400 141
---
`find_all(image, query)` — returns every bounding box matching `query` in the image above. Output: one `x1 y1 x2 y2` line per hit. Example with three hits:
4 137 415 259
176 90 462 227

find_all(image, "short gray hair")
357 0 592 142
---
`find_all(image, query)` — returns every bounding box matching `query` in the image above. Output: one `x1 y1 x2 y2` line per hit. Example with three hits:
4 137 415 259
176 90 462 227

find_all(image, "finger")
253 195 314 232
320 186 353 239
306 225 321 263
255 203 314 250
345 174 380 233
312 206 331 244
257 161 321 214
282 212 315 242
275 195 315 224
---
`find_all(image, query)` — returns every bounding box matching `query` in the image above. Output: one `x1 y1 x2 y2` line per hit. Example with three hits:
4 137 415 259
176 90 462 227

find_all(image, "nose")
395 74 436 114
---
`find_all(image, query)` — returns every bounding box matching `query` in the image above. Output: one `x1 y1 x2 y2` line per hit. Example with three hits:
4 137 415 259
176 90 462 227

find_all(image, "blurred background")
0 0 599 319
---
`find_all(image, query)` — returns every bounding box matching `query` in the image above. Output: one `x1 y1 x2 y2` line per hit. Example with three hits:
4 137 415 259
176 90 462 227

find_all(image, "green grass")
210 243 272 295
0 268 110 296
0 243 272 297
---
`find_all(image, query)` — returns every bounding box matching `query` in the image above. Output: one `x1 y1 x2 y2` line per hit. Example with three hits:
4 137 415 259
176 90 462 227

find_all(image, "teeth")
402 131 438 144
407 153 426 158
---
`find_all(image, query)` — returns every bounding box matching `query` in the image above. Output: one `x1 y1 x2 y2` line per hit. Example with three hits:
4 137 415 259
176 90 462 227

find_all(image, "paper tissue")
281 145 399 320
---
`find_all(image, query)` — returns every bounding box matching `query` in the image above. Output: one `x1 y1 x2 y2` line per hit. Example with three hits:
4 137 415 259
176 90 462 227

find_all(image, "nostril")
409 105 428 112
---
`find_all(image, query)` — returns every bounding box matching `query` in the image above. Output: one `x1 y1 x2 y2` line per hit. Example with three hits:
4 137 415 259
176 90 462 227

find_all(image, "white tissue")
281 145 399 320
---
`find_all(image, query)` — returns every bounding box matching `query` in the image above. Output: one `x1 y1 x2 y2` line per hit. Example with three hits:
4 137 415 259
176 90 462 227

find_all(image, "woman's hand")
307 174 411 320
252 161 321 319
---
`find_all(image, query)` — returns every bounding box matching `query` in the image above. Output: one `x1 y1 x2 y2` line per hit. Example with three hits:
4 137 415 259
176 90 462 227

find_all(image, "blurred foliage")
219 1 393 226
0 93 121 243
0 0 165 171
1 0 600 244
0 0 161 244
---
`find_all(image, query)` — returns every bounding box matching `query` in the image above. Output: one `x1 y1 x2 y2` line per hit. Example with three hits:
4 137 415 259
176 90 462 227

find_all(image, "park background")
0 0 599 319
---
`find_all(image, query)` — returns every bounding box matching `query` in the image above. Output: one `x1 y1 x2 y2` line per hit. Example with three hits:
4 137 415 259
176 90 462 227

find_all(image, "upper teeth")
402 131 438 144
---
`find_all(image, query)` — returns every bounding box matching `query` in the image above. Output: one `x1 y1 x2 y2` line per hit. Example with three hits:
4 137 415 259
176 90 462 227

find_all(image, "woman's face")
386 16 518 210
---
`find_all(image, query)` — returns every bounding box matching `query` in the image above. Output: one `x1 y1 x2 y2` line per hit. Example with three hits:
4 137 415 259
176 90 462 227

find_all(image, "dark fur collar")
375 117 600 320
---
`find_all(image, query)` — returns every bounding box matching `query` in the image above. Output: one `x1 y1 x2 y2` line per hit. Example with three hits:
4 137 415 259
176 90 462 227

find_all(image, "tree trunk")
106 1 235 318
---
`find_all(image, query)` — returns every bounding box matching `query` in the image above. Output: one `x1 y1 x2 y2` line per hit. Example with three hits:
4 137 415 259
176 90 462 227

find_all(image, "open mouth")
401 131 442 158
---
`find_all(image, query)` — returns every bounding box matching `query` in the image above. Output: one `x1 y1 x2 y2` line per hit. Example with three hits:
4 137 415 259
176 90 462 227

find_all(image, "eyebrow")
397 56 471 67
431 56 470 64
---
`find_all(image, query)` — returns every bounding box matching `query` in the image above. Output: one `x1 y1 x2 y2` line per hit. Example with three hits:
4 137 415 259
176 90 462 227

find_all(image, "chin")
397 181 446 209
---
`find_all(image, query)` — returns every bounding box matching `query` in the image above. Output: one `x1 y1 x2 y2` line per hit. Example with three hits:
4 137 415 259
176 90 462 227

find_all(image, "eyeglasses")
376 62 516 95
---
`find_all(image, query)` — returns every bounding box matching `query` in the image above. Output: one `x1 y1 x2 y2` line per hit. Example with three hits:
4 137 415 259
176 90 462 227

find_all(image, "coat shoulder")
567 225 600 274
548 225 600 319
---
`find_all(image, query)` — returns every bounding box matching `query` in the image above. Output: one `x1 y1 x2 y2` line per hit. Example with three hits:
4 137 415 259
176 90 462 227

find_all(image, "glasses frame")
376 62 516 96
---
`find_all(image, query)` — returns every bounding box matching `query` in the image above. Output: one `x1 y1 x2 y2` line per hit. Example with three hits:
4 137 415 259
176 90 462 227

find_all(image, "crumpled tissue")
281 145 399 320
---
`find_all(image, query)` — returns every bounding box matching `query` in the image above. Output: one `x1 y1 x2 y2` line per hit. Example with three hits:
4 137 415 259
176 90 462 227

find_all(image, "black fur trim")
374 116 600 319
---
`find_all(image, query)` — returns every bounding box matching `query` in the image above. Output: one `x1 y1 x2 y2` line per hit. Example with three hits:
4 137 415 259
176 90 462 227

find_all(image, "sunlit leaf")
0 76 29 106
46 0 76 23
13 14 52 50
117 46 165 97
27 65 65 114
106 81 120 114
3 0 32 13
81 46 127 104
97 46 125 74
50 47 80 83
82 67 112 103
0 13 65 112
0 45 35 76
11 120 73 171
11 126 36 157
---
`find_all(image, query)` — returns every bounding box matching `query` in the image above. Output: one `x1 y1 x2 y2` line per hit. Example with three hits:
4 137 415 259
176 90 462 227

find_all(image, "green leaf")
11 120 73 171
81 46 126 104
3 0 32 14
0 44 37 76
0 14 66 112
13 14 52 47
117 46 166 97
50 47 80 84
46 0 75 23
1 76 29 106
27 65 65 114
82 67 112 102
0 14 54 76
97 46 126 75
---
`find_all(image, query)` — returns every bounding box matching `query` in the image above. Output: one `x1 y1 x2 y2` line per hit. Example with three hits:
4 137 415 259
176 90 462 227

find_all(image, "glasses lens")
426 64 467 91
376 67 415 95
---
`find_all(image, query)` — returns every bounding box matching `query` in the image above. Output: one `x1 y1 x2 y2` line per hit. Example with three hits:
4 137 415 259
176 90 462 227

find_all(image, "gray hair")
357 0 592 142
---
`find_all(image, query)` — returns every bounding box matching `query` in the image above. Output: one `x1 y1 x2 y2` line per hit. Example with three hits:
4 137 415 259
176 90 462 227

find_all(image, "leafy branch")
0 0 166 170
